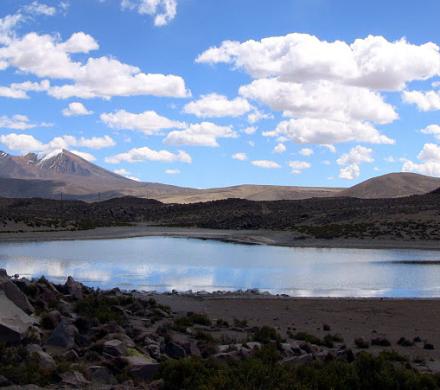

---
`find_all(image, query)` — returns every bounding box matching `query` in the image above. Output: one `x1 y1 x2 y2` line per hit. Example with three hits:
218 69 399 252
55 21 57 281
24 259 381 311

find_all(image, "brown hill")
339 172 440 199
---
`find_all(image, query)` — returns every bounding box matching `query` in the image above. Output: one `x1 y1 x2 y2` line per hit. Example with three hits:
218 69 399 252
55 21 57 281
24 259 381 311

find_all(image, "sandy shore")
1 224 440 250
153 293 440 371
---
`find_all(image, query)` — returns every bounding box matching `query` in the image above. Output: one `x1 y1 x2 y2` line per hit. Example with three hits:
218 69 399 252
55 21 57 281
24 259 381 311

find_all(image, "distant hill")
339 172 440 199
0 150 439 202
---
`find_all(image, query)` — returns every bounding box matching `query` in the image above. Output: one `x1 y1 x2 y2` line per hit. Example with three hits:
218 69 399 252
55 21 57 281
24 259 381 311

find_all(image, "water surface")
1 237 440 297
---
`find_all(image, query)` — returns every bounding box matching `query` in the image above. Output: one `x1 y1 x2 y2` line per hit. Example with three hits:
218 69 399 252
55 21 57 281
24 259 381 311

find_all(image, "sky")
0 0 440 188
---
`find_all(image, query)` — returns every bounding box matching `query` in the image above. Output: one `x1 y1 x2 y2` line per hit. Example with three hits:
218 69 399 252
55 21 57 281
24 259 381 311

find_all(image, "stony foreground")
0 271 440 389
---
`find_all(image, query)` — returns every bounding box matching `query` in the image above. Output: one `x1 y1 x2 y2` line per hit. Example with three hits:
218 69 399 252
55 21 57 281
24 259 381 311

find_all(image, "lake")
1 236 440 297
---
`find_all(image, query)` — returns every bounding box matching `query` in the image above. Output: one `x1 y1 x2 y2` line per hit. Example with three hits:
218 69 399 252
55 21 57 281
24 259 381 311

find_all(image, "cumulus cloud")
197 33 440 91
113 168 140 181
402 143 440 176
421 124 440 140
183 93 252 118
0 114 40 130
0 80 49 99
105 146 191 164
247 108 273 124
121 0 177 27
164 122 237 147
299 147 313 156
0 133 44 153
101 109 184 135
337 145 374 180
288 160 311 174
70 150 96 161
251 160 281 169
0 132 115 155
0 31 189 99
264 118 394 145
62 102 93 116
403 89 440 111
243 126 257 135
165 168 180 175
240 79 397 124
273 143 286 154
232 152 247 161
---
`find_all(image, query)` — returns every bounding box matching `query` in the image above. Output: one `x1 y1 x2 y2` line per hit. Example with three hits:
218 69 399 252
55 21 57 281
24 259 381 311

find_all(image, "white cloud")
164 122 237 147
403 90 440 111
247 108 273 124
421 124 440 140
337 145 374 180
251 160 281 169
288 160 311 174
165 168 180 175
62 102 93 116
321 144 336 153
339 164 360 180
197 33 440 91
105 146 191 164
232 152 247 161
402 143 440 177
243 126 257 135
240 79 397 124
0 114 50 130
121 0 177 27
299 147 313 156
0 80 49 99
0 133 44 153
0 132 114 155
70 150 96 161
113 168 140 181
23 2 56 16
101 109 184 135
264 118 394 145
183 93 252 118
0 31 189 99
273 143 286 154
46 135 115 150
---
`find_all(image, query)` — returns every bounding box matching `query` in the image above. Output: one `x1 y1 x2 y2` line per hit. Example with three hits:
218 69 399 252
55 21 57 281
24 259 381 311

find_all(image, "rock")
0 269 34 314
64 276 83 300
0 375 10 386
165 341 187 359
41 310 62 329
243 342 262 350
33 350 56 372
0 291 34 344
124 355 160 381
89 365 117 385
103 339 127 357
46 320 77 349
63 349 79 361
60 371 90 387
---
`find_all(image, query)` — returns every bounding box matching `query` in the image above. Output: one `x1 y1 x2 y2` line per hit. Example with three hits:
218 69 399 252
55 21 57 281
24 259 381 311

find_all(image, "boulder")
46 320 77 349
0 291 34 344
33 350 57 372
0 269 34 314
103 339 127 357
89 365 117 385
124 355 160 381
64 276 83 300
60 371 90 387
165 341 187 359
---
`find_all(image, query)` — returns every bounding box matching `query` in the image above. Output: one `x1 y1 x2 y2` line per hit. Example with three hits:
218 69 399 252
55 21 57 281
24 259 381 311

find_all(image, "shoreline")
1 224 440 250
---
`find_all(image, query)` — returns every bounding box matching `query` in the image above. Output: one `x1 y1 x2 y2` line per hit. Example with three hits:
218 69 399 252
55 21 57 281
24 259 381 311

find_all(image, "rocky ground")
1 270 440 389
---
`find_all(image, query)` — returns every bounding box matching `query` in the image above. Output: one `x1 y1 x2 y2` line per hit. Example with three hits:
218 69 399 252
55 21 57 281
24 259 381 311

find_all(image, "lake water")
1 237 440 297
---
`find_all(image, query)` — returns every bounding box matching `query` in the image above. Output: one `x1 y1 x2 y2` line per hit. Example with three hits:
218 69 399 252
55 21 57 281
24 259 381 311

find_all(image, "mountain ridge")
0 150 439 202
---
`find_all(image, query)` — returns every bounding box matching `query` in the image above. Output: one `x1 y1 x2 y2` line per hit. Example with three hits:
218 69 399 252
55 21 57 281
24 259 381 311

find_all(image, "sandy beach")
1 224 440 250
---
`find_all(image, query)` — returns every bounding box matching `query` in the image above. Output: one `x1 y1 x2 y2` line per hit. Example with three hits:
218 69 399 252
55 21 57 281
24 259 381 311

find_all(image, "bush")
158 347 440 390
253 326 283 344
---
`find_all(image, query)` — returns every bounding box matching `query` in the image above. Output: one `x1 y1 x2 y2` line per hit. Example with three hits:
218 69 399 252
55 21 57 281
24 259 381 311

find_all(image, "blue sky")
0 0 439 188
